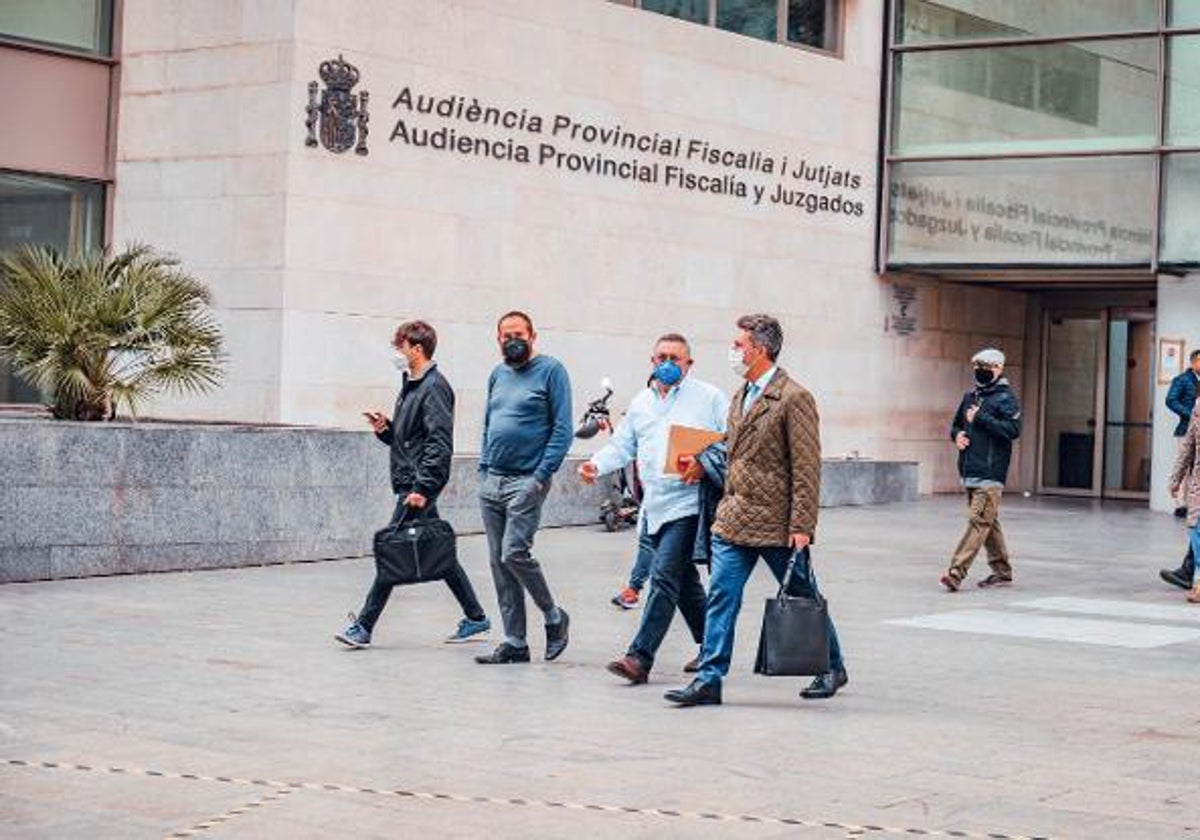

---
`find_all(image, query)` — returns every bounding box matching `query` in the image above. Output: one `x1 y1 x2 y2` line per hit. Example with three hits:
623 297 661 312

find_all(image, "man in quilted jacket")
665 313 846 706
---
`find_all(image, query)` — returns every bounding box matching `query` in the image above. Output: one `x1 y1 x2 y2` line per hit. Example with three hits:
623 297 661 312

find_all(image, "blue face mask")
654 360 683 386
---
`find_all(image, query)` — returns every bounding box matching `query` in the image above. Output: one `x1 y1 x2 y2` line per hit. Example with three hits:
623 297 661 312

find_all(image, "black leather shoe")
1175 506 1188 519
800 666 848 700
1161 567 1192 590
545 609 570 661
663 679 721 707
475 642 531 665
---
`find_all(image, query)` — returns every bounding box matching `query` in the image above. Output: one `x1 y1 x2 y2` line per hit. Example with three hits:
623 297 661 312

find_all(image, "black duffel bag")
373 508 458 585
753 549 830 677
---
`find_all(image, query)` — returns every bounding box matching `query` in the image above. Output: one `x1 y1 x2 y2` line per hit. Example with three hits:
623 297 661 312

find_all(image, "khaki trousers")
949 486 1012 581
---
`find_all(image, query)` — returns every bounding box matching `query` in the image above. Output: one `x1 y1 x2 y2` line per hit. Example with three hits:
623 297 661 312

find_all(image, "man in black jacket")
941 348 1022 592
336 321 492 648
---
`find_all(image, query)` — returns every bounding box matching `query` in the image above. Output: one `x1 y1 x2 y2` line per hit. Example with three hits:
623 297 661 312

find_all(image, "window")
1171 0 1200 27
0 171 105 403
623 0 841 53
0 0 113 57
640 0 709 25
892 39 1158 156
1166 35 1200 146
897 0 1160 45
1161 154 1200 265
887 156 1156 267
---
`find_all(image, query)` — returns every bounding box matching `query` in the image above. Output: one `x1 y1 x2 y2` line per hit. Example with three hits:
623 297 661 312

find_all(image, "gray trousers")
479 473 558 646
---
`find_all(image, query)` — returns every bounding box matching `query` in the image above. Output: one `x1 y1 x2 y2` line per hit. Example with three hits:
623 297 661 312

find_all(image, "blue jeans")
627 516 706 670
696 536 843 686
1191 523 1200 588
627 520 654 591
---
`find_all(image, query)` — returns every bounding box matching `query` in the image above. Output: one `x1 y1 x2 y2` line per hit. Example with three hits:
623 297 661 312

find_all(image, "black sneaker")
977 573 1013 589
474 642 531 665
1160 567 1192 590
1175 506 1188 519
545 609 570 661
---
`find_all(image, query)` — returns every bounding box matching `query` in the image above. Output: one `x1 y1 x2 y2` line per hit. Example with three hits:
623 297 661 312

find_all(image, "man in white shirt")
580 333 729 684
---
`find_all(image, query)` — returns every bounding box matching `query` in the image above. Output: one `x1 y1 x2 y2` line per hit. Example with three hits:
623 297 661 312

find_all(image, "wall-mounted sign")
887 283 917 336
301 58 870 219
1158 337 1186 385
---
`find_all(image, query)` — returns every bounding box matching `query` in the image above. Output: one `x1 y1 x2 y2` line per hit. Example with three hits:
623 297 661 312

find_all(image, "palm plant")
0 243 225 420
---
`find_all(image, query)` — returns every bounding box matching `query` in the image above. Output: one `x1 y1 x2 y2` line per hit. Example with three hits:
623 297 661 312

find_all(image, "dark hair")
497 310 534 334
394 320 437 359
655 332 691 355
1191 349 1200 363
736 314 783 361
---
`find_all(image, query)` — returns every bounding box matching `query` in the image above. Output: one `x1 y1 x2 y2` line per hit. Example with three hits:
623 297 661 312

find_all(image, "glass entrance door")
1103 310 1154 499
1038 308 1155 499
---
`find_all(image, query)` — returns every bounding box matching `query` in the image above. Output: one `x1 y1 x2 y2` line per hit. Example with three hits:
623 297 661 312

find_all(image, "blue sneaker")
335 617 371 649
445 616 491 644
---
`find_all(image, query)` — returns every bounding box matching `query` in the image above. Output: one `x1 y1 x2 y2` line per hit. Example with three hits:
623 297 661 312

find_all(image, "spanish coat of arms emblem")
305 54 369 155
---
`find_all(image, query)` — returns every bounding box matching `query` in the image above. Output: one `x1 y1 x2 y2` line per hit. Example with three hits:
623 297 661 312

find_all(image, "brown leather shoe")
1188 586 1200 604
606 655 648 684
682 653 701 673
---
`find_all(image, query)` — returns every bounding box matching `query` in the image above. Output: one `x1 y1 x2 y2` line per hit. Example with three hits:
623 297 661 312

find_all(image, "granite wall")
1 419 916 583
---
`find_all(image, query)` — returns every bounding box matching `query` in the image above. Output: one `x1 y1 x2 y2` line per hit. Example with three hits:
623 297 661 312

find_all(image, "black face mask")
502 337 531 366
974 367 996 387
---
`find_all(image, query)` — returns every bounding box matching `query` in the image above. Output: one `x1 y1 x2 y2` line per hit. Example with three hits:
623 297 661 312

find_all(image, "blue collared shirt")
742 366 778 413
590 376 729 535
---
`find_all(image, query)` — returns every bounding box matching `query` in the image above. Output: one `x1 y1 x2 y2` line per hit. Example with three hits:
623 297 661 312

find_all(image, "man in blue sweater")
475 311 574 664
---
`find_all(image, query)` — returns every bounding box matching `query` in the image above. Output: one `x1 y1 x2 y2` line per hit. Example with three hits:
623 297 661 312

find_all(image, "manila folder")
665 424 724 475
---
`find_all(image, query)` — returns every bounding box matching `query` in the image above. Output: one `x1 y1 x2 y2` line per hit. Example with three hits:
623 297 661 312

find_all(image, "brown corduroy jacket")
712 367 821 547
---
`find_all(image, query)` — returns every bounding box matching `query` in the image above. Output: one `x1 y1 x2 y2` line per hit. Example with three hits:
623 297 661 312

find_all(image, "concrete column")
1150 272 1200 512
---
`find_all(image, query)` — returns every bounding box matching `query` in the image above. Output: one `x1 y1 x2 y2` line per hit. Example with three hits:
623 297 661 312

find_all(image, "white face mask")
393 352 408 371
728 346 749 378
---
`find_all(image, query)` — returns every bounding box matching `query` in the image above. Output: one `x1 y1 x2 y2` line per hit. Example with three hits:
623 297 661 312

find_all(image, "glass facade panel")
0 0 112 56
887 156 1156 266
716 0 777 41
786 0 829 49
0 171 105 403
1166 35 1200 146
640 0 710 25
897 0 1160 45
1161 153 1200 264
1041 315 1101 490
893 39 1157 155
1170 0 1200 27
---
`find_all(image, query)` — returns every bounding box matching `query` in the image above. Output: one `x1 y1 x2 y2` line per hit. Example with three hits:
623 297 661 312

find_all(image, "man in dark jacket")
941 348 1022 592
1161 350 1200 587
336 320 491 649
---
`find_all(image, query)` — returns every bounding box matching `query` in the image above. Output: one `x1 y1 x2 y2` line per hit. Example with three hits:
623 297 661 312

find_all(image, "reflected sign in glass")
887 157 1156 266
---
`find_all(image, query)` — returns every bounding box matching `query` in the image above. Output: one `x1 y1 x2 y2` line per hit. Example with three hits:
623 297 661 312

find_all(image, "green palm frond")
0 243 226 420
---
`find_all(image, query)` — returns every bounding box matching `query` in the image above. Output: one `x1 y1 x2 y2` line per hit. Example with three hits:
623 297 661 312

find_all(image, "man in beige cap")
941 348 1022 592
